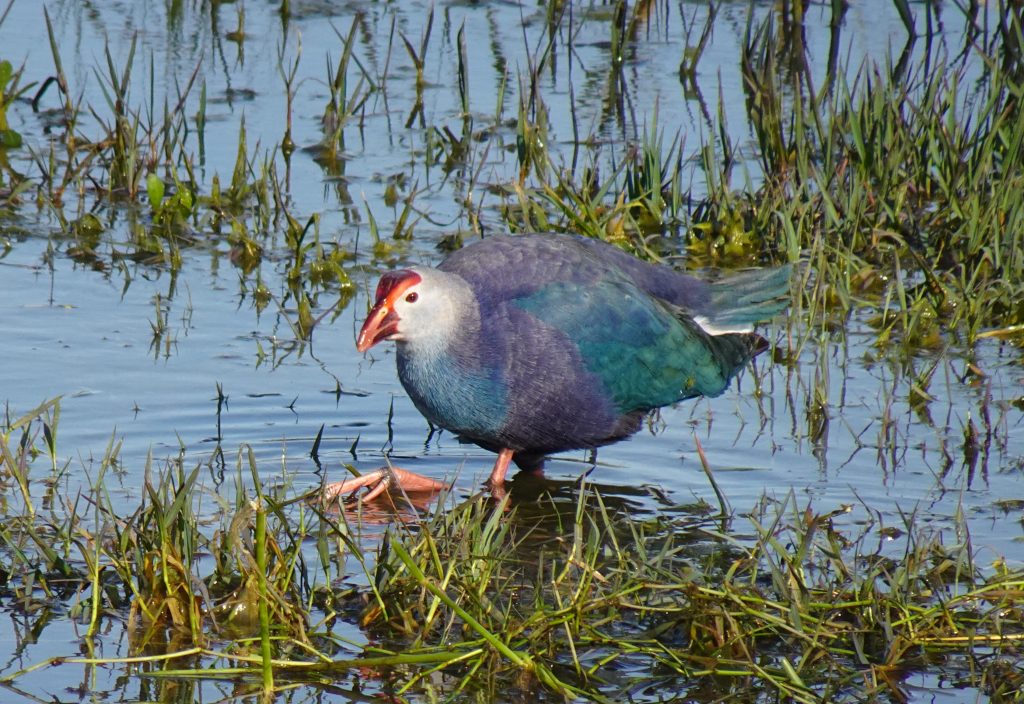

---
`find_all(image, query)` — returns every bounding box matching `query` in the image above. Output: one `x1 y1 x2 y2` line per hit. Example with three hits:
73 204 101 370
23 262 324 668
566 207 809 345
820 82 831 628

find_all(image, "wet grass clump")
3 400 1024 702
732 9 1024 346
503 6 1024 351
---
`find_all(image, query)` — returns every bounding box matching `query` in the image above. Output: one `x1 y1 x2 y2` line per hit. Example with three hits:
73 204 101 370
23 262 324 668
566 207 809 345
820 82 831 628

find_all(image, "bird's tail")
698 264 793 334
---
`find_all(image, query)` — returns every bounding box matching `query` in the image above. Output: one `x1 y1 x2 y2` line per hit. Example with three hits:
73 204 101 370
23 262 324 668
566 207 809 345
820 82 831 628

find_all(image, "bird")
326 233 790 502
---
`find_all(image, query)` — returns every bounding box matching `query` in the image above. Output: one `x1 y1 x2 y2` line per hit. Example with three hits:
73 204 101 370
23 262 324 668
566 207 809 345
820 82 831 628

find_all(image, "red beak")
356 300 399 352
356 270 421 353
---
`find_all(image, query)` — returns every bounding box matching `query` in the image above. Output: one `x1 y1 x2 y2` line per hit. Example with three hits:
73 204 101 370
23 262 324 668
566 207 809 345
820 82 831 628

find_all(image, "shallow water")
1 1 1022 701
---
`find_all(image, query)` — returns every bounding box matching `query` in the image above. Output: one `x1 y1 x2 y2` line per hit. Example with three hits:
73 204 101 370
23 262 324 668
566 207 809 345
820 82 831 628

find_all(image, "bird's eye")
405 292 419 303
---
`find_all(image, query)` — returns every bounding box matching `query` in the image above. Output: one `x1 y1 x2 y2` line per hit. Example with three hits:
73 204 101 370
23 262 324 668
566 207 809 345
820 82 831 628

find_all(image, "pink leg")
487 448 515 489
322 466 447 504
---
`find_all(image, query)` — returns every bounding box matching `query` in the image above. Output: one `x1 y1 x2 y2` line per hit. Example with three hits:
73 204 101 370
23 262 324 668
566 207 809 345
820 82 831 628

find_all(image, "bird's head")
356 268 473 353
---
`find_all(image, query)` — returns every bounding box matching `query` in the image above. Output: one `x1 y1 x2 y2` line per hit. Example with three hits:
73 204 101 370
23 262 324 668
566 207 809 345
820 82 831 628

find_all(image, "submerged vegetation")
1 0 1023 702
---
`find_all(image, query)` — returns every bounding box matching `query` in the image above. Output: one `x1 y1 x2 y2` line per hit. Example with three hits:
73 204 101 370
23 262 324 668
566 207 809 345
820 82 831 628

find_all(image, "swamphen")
328 233 789 501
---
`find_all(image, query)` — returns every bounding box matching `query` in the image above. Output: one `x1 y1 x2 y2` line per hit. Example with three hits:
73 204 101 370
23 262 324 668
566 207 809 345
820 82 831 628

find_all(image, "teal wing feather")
513 277 749 414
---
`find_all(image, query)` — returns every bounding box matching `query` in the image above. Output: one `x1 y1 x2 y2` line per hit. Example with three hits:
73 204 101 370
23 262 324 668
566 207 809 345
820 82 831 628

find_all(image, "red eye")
405 292 418 303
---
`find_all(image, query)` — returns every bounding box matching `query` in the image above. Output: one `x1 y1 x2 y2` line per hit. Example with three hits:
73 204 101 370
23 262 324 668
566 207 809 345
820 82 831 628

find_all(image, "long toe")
322 467 447 504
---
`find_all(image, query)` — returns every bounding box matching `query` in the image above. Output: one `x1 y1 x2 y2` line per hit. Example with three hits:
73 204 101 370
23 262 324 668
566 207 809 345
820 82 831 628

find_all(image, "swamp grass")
1 1 1024 701
3 3 1023 350
2 398 1023 702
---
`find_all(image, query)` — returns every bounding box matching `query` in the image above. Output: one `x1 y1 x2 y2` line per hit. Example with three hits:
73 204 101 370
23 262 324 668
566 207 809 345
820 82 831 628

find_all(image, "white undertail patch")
692 315 754 336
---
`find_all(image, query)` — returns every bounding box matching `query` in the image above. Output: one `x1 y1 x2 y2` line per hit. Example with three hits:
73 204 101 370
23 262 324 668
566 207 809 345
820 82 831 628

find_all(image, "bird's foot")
485 477 508 503
322 466 448 504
